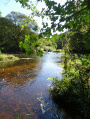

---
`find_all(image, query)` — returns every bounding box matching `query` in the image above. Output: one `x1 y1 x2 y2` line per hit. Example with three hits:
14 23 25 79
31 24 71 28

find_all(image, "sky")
0 0 66 28
0 0 32 17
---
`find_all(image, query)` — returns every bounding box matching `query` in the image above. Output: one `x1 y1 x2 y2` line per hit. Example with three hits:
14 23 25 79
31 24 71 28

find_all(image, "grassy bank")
0 53 19 61
49 52 90 119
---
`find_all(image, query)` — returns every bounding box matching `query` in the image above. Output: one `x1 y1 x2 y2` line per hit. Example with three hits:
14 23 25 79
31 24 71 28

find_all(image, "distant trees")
0 11 57 55
6 11 27 25
0 11 2 17
0 11 39 53
0 17 22 53
5 11 38 31
14 1 90 118
63 25 90 54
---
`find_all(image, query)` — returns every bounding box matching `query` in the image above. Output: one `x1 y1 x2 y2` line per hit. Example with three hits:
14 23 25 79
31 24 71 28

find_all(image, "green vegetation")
15 0 90 35
64 28 90 54
18 112 27 119
16 0 88 118
0 12 39 54
0 11 58 56
0 53 19 61
49 21 90 118
36 38 57 53
50 52 90 118
1 0 90 118
48 22 90 118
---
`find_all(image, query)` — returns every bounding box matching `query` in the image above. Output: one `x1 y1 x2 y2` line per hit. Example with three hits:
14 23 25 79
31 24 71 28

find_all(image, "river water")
0 52 78 119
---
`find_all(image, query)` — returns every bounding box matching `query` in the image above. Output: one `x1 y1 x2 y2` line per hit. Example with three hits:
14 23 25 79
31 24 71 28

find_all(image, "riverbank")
0 52 66 119
0 53 19 61
49 53 90 119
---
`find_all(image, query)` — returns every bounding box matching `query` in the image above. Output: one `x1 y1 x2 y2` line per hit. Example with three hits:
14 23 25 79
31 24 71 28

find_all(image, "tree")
15 0 90 32
0 16 37 53
0 11 2 17
0 11 40 54
6 11 38 31
15 0 90 54
64 29 90 54
0 17 22 53
5 11 21 25
19 33 42 55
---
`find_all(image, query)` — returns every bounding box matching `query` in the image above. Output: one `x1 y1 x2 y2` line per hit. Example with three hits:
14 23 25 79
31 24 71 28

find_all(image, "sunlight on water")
0 52 76 119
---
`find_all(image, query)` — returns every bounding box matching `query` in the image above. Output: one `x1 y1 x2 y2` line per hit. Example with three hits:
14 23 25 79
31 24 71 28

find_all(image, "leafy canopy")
5 11 38 31
15 0 90 56
15 0 90 35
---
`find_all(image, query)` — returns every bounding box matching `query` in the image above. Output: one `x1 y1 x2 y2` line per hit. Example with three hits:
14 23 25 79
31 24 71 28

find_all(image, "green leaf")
21 25 24 28
18 112 20 119
25 23 28 26
82 60 89 66
37 51 43 57
47 78 53 80
19 41 24 49
87 55 90 59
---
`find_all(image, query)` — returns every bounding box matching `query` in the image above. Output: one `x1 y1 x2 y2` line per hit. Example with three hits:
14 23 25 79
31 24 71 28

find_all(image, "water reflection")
0 64 38 87
0 52 79 119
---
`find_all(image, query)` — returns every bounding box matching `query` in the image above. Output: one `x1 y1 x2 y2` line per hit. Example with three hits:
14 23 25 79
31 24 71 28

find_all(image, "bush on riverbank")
50 53 90 119
0 53 19 61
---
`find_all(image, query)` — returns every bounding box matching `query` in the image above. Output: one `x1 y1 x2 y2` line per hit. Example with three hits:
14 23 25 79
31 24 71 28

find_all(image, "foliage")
15 0 90 55
19 33 40 55
50 52 90 119
0 17 21 53
0 12 39 53
14 0 90 118
36 38 57 53
50 33 66 49
19 35 57 56
15 0 90 34
0 11 2 17
18 112 27 119
5 11 25 25
63 26 90 54
0 12 57 55
44 0 90 33
0 53 19 61
5 11 38 31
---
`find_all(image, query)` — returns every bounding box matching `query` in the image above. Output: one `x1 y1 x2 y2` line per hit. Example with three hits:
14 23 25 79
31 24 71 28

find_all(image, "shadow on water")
0 52 81 119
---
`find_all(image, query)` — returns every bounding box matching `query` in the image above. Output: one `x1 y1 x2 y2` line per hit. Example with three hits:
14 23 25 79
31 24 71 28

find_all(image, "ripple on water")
0 53 79 119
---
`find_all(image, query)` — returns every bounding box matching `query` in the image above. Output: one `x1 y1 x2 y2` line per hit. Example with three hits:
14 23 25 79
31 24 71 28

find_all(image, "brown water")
0 52 79 119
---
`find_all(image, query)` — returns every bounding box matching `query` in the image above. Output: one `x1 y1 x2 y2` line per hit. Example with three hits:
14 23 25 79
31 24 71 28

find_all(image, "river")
0 52 78 119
